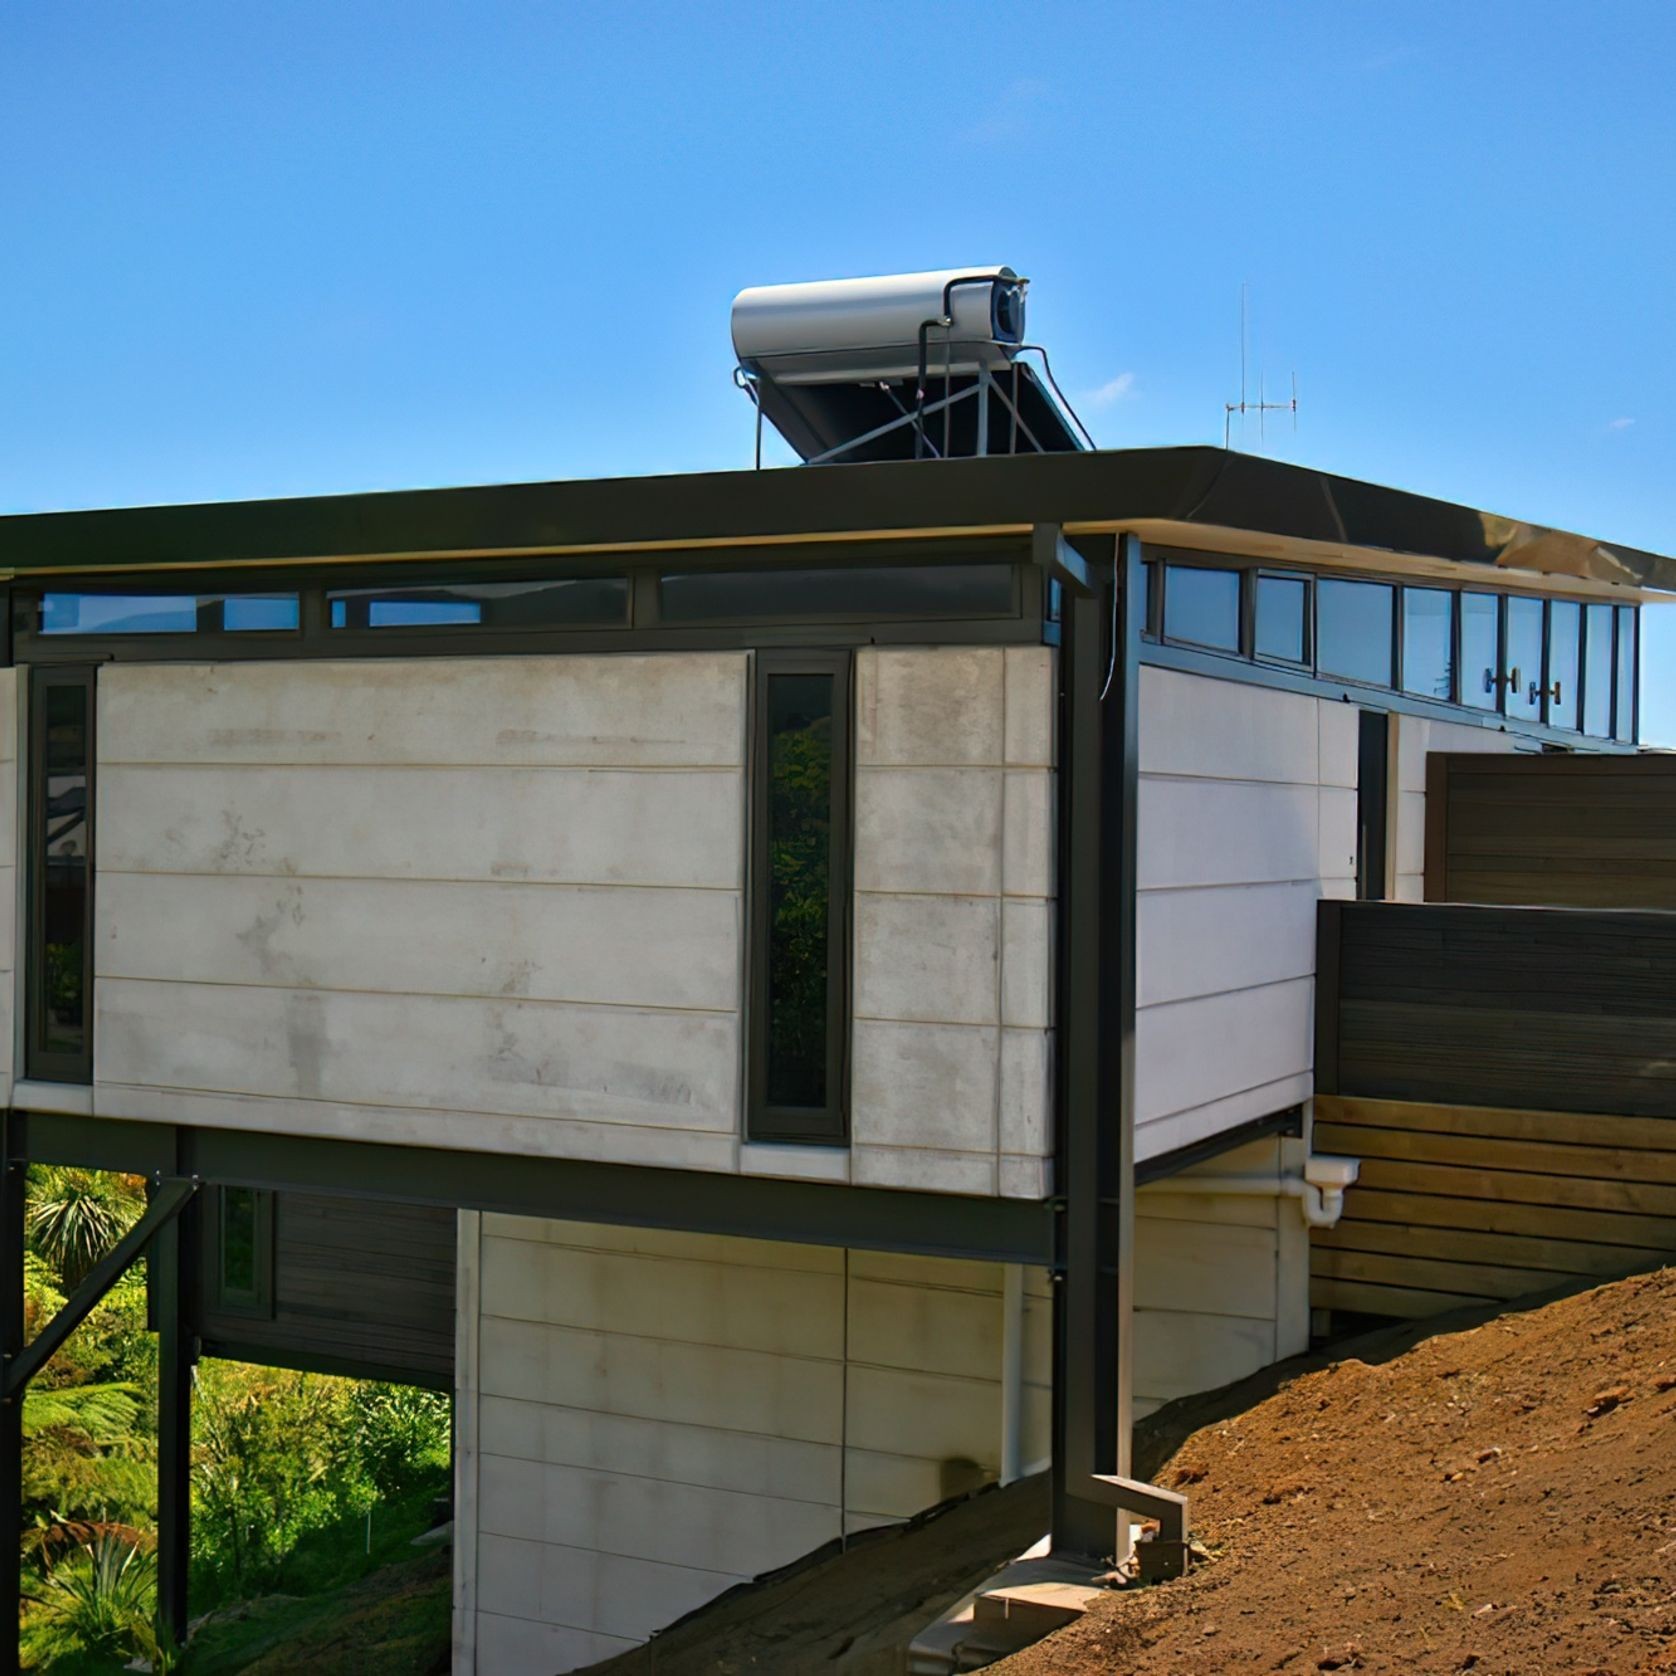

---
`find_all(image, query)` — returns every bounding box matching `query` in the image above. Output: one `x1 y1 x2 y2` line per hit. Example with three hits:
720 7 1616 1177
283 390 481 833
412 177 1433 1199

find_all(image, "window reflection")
1164 566 1241 651
328 577 626 630
1318 581 1393 686
1401 589 1454 700
1505 597 1544 722
1256 575 1308 664
1548 601 1581 731
40 681 90 1063
42 593 298 635
1615 609 1636 743
1584 605 1614 736
1459 593 1500 711
764 674 835 1111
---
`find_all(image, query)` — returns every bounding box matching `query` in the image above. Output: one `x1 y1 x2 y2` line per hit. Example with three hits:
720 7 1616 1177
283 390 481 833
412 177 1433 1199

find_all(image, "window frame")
1252 569 1314 670
1398 584 1457 703
26 664 97 1085
206 1185 276 1320
1160 560 1246 656
1580 601 1616 739
746 649 854 1146
38 591 303 639
1545 597 1582 733
1315 576 1397 690
1614 605 1638 744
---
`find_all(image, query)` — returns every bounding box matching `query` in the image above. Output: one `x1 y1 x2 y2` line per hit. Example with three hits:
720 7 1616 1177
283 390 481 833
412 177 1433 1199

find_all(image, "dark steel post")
1052 535 1143 1563
1 1113 26 1676
154 1187 194 1649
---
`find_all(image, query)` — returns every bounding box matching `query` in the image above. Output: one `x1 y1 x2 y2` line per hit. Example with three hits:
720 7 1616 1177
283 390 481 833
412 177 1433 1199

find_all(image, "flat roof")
1 446 1670 592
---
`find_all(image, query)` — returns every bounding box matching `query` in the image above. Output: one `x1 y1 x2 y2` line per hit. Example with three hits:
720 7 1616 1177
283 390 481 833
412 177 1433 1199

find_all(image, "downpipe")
1152 1155 1361 1228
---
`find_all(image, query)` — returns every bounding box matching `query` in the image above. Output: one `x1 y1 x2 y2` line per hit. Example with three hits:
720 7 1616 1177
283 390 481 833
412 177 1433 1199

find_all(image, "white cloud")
1609 417 1636 431
1085 372 1137 408
959 78 1051 148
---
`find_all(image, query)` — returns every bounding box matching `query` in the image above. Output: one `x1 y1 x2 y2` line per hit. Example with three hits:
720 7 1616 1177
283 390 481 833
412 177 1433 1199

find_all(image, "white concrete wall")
1136 667 1356 1160
1133 1135 1310 1418
1390 712 1523 902
454 1165 1305 1673
86 648 1062 1197
455 1214 1053 1673
851 647 1055 1200
91 655 752 1170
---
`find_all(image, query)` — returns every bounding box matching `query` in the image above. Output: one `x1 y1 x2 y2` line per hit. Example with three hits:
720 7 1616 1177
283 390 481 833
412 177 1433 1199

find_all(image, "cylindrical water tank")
731 266 1026 385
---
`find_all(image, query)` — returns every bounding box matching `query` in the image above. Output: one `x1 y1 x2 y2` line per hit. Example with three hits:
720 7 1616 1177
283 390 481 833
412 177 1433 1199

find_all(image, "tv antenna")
1223 282 1298 449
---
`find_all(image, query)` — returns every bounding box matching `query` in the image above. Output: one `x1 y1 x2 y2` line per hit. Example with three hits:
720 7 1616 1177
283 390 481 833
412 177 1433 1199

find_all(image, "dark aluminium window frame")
1146 546 1640 749
204 1185 276 1320
26 664 96 1084
747 649 854 1146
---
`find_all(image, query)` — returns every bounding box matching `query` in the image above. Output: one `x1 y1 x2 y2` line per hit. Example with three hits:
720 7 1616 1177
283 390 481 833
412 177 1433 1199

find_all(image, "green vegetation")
15 1165 453 1671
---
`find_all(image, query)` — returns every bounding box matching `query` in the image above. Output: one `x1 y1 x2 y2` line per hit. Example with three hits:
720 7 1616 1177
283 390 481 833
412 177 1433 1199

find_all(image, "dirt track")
1000 1268 1676 1676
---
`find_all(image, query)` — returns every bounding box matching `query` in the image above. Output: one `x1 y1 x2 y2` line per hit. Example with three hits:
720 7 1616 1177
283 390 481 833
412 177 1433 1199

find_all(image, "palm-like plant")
25 1167 145 1289
17 1532 174 1671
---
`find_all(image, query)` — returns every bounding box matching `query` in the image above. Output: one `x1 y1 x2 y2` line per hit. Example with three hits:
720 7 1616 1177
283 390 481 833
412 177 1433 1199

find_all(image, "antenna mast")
1223 283 1299 449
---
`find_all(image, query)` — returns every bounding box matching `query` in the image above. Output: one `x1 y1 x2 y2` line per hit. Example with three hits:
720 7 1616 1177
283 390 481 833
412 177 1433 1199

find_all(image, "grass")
184 1468 452 1675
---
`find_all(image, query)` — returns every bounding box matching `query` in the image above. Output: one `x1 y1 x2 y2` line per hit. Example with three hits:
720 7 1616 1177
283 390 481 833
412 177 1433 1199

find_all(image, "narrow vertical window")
1459 592 1500 710
1356 710 1390 901
210 1185 275 1317
1547 600 1581 732
1400 588 1454 700
1504 596 1544 722
1615 608 1637 743
28 667 95 1083
749 652 851 1143
1583 604 1614 737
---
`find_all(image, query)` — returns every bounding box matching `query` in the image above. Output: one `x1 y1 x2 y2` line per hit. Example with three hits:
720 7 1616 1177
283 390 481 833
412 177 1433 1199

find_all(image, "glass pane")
765 674 834 1110
1505 597 1544 721
1255 576 1307 663
1401 588 1454 700
1547 601 1580 731
328 576 627 630
1459 592 1500 710
41 593 298 635
41 682 89 1059
220 1187 258 1298
1616 608 1637 742
1317 580 1394 686
224 596 301 631
660 563 1015 622
1163 566 1241 650
1584 604 1614 735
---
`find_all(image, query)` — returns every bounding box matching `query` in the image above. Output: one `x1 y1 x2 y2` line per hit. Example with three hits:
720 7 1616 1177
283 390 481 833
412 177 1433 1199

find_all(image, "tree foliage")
14 1164 454 1667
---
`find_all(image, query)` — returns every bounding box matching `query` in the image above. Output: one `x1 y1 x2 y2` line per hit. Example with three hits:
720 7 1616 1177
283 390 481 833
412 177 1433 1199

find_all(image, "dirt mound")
999 1267 1676 1676
584 1471 1050 1674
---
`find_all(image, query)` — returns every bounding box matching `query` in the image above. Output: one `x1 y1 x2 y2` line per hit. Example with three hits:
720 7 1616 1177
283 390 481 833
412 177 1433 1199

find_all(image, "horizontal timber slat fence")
1311 900 1676 1320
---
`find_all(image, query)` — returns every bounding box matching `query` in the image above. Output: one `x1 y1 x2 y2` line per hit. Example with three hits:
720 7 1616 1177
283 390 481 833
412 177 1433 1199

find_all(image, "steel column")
1052 534 1147 1563
1 1113 24 1676
154 1180 195 1650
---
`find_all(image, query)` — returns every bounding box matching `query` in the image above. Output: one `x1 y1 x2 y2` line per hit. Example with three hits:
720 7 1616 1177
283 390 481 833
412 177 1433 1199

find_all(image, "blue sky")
2 2 1672 731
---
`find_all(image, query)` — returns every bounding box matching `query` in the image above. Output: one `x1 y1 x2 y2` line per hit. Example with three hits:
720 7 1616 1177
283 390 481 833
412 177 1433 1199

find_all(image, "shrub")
346 1384 452 1499
18 1531 176 1672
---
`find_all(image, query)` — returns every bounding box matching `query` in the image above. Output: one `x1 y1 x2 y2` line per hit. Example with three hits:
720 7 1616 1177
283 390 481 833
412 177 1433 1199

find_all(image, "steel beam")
0 1177 198 1399
17 1116 1057 1267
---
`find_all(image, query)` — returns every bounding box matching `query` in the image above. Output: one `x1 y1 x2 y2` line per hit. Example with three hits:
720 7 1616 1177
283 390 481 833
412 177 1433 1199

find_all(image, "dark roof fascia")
1 446 1670 591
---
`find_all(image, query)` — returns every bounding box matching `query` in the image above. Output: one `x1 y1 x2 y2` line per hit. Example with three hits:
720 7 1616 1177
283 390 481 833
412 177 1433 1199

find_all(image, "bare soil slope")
1002 1267 1676 1676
